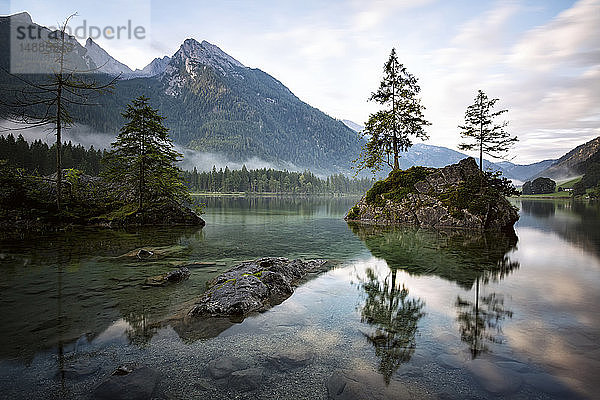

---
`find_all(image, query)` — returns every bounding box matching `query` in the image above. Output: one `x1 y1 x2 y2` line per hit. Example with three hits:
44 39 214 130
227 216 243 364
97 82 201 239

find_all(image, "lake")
0 196 598 399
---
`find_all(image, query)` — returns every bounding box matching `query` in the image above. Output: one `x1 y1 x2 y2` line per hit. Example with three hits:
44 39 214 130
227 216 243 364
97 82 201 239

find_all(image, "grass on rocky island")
365 166 435 207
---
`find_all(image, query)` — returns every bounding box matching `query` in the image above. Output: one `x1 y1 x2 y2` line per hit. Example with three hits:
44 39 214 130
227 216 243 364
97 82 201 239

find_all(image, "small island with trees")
0 96 204 231
347 49 519 232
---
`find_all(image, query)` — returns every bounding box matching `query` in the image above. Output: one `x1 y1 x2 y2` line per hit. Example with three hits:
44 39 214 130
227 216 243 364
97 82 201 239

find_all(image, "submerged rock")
143 267 190 287
189 257 327 318
345 158 518 231
267 350 314 371
208 356 249 379
137 249 154 260
92 366 159 400
229 368 264 392
117 245 188 260
326 369 423 400
206 356 264 392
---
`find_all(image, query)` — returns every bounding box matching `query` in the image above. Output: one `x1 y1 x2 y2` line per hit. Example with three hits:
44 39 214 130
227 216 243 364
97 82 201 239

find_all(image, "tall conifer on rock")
103 96 188 210
355 48 430 174
458 90 517 171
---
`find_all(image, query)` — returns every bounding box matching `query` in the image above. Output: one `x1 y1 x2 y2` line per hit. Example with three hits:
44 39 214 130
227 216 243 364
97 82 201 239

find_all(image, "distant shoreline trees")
0 134 104 176
0 133 372 195
355 48 430 174
182 167 372 194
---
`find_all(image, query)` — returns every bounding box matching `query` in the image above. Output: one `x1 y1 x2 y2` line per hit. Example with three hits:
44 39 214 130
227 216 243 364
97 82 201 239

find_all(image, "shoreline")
190 192 362 197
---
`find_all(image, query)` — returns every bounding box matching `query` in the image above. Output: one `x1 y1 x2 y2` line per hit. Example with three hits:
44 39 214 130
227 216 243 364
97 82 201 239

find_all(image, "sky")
3 0 599 164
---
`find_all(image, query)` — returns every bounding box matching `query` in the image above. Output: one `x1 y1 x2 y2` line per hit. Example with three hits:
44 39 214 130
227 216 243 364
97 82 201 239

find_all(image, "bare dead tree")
0 14 117 210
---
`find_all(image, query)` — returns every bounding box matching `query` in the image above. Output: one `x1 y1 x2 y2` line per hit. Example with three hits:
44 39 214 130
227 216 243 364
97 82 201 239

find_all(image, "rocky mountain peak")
84 37 133 75
5 11 33 24
173 38 245 73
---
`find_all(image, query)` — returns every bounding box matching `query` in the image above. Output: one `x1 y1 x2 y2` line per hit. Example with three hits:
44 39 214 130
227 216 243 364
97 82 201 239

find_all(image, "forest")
182 166 373 194
0 134 372 195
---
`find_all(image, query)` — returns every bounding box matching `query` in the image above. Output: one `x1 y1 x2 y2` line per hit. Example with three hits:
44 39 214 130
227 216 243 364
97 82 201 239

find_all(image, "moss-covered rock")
189 257 327 318
0 164 204 230
345 158 519 232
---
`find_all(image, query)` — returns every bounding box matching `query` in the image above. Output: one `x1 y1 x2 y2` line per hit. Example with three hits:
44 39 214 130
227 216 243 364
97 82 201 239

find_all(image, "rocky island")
189 257 328 318
0 167 204 232
346 158 518 231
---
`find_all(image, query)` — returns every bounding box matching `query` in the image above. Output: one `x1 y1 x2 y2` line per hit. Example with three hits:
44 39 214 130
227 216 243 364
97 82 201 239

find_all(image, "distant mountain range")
532 136 600 181
0 12 591 181
341 120 555 182
1 13 359 175
341 120 363 133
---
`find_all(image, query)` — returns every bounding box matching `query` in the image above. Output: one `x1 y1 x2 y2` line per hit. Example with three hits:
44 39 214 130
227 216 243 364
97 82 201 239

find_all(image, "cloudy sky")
4 0 599 163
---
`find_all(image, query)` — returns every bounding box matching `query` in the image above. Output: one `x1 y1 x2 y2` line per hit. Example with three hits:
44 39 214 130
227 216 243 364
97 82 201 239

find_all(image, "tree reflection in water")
358 268 425 384
455 278 513 358
350 223 519 362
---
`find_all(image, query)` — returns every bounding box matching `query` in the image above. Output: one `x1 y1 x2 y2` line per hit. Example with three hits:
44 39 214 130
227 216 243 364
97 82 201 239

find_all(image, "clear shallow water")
0 196 598 399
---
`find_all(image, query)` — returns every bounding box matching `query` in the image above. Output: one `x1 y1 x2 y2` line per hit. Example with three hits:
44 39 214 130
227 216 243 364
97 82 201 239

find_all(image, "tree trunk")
479 96 484 172
391 56 399 171
393 135 399 170
56 84 62 211
139 116 144 211
479 141 483 172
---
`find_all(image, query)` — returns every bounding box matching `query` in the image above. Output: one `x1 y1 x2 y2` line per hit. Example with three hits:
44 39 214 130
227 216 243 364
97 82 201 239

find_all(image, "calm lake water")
0 196 598 399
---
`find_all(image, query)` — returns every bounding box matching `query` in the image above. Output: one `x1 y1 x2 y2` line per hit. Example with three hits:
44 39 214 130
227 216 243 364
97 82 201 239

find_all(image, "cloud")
423 0 600 163
0 120 288 172
508 0 600 71
350 0 437 31
177 147 291 172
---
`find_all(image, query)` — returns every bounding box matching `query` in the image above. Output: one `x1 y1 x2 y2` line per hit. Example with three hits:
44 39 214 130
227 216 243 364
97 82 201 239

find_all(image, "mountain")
0 13 361 174
84 37 169 78
84 38 133 75
397 143 466 169
130 56 171 78
534 136 600 180
342 119 364 133
496 159 556 182
0 12 570 178
0 12 96 74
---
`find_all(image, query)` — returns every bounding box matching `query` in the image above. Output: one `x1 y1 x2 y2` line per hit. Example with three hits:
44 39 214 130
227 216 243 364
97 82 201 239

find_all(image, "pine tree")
355 48 430 173
458 90 517 171
103 96 188 210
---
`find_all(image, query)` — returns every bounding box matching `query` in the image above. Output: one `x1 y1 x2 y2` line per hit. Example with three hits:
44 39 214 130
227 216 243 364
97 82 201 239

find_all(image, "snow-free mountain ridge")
0 13 579 178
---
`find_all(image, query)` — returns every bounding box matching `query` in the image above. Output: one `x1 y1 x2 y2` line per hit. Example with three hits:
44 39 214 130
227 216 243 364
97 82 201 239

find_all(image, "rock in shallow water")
326 369 414 400
143 267 190 287
208 356 248 379
267 350 315 371
92 366 159 400
230 367 264 392
189 257 327 318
